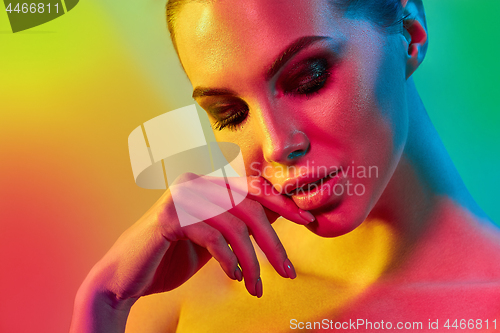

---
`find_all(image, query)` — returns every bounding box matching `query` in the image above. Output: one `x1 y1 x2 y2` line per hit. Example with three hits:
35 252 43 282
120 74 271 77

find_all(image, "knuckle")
205 229 225 247
239 199 266 221
245 198 261 210
248 258 260 273
160 219 184 242
228 216 249 236
248 200 267 219
227 253 239 267
169 185 190 202
271 238 286 256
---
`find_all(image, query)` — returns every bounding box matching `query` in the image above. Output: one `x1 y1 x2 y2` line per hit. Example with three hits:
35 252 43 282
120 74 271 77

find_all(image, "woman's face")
175 0 409 237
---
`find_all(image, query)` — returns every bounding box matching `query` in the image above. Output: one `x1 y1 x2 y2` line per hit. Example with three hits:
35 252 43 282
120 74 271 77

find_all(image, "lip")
290 171 344 211
279 166 340 195
275 166 344 211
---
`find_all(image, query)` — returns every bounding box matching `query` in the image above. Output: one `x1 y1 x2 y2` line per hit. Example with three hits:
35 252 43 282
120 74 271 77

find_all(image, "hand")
77 173 314 311
164 173 315 297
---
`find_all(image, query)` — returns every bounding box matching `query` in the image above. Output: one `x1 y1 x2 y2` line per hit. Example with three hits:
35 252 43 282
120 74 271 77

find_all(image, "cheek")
213 130 262 177
302 57 406 236
324 28 408 161
337 55 407 203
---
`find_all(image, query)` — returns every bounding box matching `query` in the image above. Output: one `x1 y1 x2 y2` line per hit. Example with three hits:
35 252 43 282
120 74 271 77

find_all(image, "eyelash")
284 58 332 97
212 106 249 131
285 71 331 97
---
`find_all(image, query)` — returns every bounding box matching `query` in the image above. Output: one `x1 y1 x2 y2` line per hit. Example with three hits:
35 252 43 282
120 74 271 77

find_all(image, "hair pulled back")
166 0 404 55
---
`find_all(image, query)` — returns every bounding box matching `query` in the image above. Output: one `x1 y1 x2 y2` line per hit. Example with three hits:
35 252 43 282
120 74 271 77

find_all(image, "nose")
254 104 310 165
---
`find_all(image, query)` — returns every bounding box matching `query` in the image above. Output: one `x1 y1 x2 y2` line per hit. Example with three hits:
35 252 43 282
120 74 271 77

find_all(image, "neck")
370 77 488 230
364 77 491 272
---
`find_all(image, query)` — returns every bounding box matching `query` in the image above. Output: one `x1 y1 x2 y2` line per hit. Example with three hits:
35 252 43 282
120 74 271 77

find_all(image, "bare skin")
70 0 500 332
123 80 500 333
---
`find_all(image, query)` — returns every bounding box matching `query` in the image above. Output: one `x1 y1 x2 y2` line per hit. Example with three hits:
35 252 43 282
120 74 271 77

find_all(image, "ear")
401 0 428 79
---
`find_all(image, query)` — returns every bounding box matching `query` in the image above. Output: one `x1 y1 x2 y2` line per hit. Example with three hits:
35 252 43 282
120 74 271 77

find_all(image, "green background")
414 1 500 223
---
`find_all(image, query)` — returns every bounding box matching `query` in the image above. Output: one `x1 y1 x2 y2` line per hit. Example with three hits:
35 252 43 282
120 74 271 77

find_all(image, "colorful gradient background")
1 1 499 332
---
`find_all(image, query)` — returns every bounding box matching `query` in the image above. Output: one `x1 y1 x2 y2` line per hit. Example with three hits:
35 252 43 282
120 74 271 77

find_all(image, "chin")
306 199 371 238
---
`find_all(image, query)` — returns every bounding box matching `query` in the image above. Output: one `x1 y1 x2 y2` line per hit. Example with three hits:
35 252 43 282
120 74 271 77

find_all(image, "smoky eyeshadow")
280 57 331 94
207 98 248 118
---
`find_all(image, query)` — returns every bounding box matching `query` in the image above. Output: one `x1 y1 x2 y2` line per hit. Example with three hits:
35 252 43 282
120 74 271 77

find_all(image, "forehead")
175 0 346 86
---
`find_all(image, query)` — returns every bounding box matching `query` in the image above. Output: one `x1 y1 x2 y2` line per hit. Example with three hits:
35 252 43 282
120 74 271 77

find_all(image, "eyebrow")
192 35 332 99
192 87 237 99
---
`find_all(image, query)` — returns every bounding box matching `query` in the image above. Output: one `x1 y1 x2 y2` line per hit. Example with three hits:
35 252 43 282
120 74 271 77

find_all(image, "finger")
168 177 232 227
174 182 293 280
174 190 262 297
229 198 296 279
204 211 262 297
170 173 239 217
201 175 315 225
246 176 315 224
182 220 242 282
166 186 244 282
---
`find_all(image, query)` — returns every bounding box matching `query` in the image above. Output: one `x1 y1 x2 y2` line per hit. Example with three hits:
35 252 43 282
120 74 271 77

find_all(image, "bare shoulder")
400 199 500 282
125 258 230 333
125 288 183 333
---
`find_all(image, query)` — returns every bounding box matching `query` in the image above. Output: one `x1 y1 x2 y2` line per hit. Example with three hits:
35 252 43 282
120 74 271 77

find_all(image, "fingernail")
283 258 297 279
255 277 263 298
298 210 315 223
234 268 243 282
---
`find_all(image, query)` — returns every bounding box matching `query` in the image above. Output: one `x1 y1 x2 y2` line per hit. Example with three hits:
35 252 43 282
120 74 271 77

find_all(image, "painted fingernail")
255 277 263 298
234 268 243 282
283 258 297 279
298 210 315 223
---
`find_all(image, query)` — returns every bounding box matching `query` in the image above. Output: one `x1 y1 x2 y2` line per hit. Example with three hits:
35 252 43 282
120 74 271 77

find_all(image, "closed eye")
210 103 249 131
281 57 331 97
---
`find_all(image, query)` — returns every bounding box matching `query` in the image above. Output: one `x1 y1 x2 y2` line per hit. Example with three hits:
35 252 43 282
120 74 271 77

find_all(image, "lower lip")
289 172 344 211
